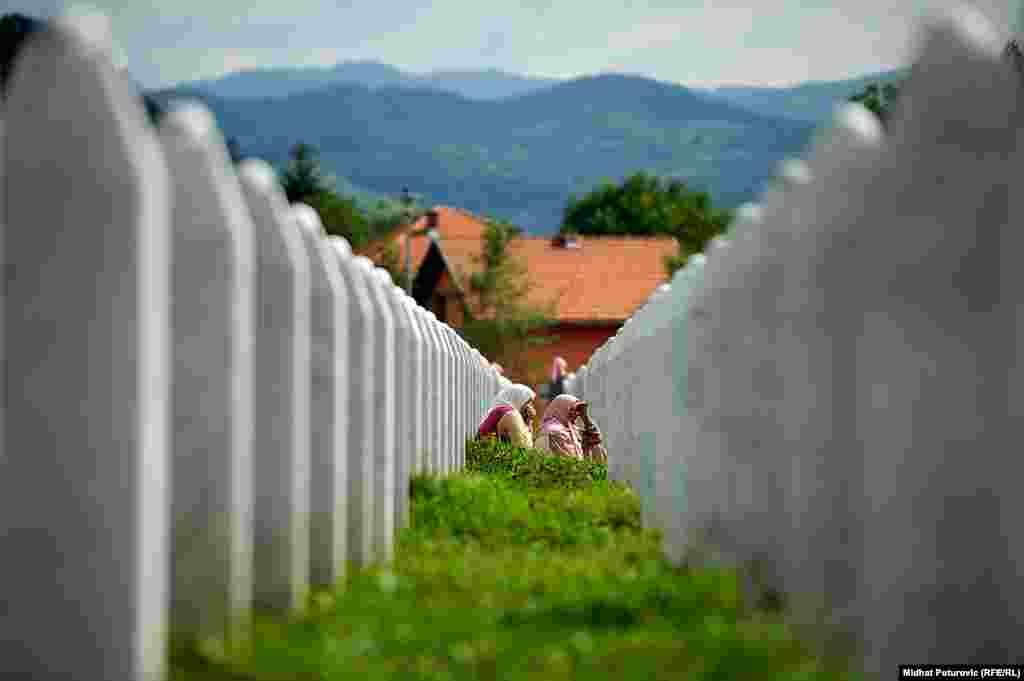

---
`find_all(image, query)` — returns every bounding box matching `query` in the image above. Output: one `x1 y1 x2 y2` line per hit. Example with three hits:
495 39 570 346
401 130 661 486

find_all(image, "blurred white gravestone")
0 115 4 467
412 306 435 474
238 159 311 615
294 206 348 589
425 311 446 473
853 7 1024 670
353 256 395 563
0 12 173 680
770 104 884 654
159 102 256 648
398 289 423 500
372 268 412 534
330 237 376 567
408 302 433 474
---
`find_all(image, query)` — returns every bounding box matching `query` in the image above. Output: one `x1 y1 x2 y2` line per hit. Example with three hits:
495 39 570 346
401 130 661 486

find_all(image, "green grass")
171 439 863 680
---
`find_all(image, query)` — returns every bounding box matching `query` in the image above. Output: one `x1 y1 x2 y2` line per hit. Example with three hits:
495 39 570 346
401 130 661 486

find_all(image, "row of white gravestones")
0 12 499 681
571 5 1024 675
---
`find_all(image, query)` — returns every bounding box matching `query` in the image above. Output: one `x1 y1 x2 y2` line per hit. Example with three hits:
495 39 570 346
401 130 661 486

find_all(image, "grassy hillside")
172 439 864 680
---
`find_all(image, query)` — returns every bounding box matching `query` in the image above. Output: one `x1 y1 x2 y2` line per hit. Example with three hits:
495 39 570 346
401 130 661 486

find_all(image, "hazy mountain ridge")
149 74 816 232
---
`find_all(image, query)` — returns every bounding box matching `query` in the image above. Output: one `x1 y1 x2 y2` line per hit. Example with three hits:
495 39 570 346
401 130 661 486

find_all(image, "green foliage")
466 437 608 490
304 188 370 249
561 172 732 278
172 436 862 680
378 238 410 289
279 142 333 204
460 217 554 379
848 82 901 127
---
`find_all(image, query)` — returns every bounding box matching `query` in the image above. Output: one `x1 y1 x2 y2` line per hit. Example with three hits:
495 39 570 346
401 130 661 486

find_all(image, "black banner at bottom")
899 666 1023 679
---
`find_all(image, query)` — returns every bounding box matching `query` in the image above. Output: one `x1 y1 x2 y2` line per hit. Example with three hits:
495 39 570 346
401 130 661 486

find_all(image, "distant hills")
181 60 562 102
182 58 907 124
149 73 817 232
3 12 903 233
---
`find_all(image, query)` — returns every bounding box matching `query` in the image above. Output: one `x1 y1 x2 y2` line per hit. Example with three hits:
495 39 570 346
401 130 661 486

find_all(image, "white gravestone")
854 8 1023 671
293 206 348 589
352 256 395 563
237 160 311 615
0 12 172 680
372 268 412 534
159 102 256 648
330 237 376 567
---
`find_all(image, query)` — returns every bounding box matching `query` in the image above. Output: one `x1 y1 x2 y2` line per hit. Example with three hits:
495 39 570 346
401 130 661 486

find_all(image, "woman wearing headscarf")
535 394 608 463
476 384 537 448
548 356 568 399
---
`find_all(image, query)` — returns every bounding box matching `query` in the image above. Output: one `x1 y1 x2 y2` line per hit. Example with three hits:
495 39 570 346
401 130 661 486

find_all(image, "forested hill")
148 74 816 232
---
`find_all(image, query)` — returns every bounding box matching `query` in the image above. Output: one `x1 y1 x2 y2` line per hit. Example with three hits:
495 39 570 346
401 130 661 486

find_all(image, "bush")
465 437 608 489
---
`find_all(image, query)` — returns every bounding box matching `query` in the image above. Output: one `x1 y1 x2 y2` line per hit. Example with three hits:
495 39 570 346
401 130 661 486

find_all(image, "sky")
4 0 1022 90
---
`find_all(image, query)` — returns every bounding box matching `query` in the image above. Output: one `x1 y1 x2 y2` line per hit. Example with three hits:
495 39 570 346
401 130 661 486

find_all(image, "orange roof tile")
363 205 677 323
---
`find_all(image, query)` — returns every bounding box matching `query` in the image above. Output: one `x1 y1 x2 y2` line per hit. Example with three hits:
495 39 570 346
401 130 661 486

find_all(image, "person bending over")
535 394 607 463
476 384 537 448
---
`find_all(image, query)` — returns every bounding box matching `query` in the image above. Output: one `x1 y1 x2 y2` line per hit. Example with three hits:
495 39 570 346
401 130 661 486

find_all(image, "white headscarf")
490 384 536 411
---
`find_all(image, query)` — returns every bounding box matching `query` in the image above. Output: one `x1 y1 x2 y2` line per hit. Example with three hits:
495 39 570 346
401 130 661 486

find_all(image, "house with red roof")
362 205 678 386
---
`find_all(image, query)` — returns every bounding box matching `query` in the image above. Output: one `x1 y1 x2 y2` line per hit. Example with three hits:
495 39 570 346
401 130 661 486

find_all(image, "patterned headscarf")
540 394 583 457
490 384 536 411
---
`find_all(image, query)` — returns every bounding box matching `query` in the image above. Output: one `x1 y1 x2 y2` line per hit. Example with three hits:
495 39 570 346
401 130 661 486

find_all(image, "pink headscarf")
540 394 582 457
550 356 568 382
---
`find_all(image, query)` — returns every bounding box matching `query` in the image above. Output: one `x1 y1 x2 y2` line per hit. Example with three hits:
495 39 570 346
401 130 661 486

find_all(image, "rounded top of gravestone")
158 101 217 145
54 7 116 61
373 268 393 286
328 235 353 259
237 159 279 195
656 283 671 295
924 3 1002 58
292 203 325 236
735 202 762 223
710 236 730 252
777 158 812 187
833 101 884 146
352 255 374 272
689 253 707 268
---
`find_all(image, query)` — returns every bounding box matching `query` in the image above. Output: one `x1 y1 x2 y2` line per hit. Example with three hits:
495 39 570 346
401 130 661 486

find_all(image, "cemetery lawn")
172 440 863 681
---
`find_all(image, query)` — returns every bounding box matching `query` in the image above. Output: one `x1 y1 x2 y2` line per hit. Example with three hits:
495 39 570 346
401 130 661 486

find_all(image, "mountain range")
183 58 907 123
157 61 910 233
150 73 823 232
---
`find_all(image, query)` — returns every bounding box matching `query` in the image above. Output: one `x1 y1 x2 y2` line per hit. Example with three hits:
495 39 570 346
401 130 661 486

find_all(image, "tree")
304 187 370 249
226 136 244 164
849 82 901 126
460 218 554 382
561 171 732 277
279 142 332 204
276 142 372 247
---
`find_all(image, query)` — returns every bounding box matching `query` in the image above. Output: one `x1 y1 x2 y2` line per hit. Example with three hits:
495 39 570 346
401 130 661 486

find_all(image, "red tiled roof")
363 205 677 323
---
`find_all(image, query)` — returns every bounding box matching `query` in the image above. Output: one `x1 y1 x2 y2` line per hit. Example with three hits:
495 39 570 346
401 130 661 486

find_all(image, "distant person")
476 384 537 448
535 394 607 463
548 356 568 398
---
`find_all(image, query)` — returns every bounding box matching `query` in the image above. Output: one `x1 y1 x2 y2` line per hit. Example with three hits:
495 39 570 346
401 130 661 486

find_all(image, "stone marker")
0 11 173 679
353 256 395 562
293 206 348 589
853 8 1023 670
238 159 311 615
330 237 376 567
372 268 412 533
158 101 256 648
